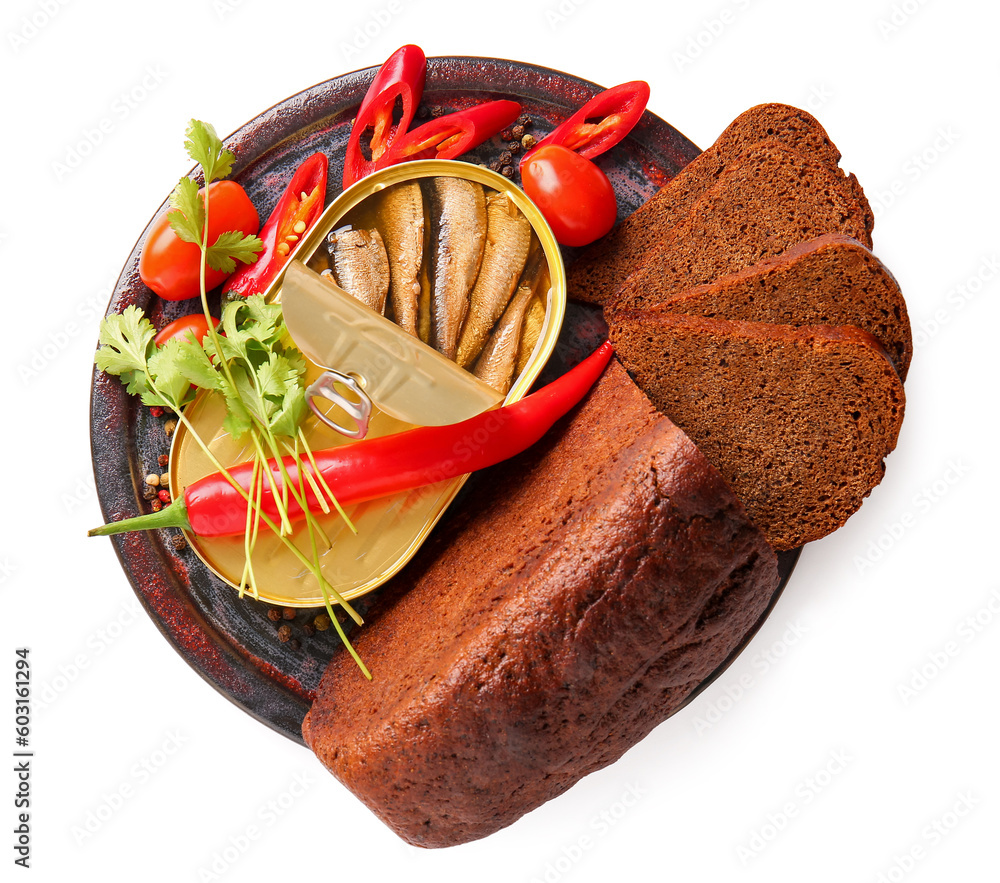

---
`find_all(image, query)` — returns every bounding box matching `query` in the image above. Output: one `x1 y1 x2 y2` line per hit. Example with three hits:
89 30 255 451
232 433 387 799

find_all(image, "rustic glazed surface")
90 56 796 744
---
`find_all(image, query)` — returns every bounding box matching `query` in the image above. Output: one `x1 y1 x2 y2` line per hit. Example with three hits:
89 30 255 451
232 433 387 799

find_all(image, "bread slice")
567 103 862 304
303 361 779 847
608 313 905 550
609 140 875 315
610 233 912 380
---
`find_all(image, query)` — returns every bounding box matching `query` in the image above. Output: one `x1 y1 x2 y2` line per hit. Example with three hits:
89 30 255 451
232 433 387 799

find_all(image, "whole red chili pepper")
343 44 427 188
88 342 614 538
223 152 329 298
521 81 650 164
381 100 522 166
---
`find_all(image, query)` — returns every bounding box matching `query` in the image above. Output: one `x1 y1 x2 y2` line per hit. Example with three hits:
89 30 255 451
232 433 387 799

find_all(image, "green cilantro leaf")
268 383 307 439
221 385 253 440
175 338 223 392
255 352 289 402
145 340 194 411
205 230 263 274
95 306 156 380
167 176 204 245
183 119 235 184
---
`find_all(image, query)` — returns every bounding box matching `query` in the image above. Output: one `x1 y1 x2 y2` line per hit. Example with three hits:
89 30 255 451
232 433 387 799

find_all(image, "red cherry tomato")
519 144 617 247
153 313 218 347
139 180 259 301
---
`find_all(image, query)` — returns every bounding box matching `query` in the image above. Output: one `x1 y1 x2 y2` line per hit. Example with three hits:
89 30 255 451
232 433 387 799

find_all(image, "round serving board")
90 56 799 744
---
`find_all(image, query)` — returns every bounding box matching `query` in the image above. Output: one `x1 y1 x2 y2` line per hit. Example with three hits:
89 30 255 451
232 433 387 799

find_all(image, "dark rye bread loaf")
614 233 913 380
567 102 859 305
609 313 905 550
610 140 875 315
302 362 779 848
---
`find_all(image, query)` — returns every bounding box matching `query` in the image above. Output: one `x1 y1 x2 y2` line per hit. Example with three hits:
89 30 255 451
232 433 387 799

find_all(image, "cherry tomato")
153 312 218 347
519 144 617 247
139 180 259 301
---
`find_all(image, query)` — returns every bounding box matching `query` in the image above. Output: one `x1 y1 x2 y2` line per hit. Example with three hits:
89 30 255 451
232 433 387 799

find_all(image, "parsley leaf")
268 381 307 439
146 340 195 409
206 230 262 274
167 176 204 246
183 119 235 185
95 306 156 380
173 338 223 393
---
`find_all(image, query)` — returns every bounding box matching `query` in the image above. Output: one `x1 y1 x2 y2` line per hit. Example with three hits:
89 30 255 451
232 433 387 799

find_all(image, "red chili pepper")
381 100 522 166
223 153 328 299
522 81 650 164
343 44 427 188
88 342 614 538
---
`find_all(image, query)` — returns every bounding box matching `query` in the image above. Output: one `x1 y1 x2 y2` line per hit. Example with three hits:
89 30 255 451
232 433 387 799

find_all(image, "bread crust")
609 140 875 314
567 103 862 305
303 363 779 847
613 233 912 379
609 312 906 550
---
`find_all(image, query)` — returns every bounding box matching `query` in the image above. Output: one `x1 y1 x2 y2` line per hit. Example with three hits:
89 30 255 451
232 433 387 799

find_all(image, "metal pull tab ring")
305 369 373 439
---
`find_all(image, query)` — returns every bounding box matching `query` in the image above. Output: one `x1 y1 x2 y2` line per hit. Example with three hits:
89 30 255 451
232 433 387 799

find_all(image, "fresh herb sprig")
94 120 369 678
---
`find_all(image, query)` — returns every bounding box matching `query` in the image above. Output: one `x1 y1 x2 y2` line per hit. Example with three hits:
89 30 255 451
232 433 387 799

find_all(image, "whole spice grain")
314 613 331 631
164 419 177 437
158 454 170 468
277 624 292 643
169 534 187 551
267 608 282 622
282 607 297 621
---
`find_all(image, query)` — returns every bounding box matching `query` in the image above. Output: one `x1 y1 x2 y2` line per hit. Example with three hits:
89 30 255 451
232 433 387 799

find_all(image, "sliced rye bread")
608 233 913 380
608 312 905 550
567 103 861 305
608 140 875 315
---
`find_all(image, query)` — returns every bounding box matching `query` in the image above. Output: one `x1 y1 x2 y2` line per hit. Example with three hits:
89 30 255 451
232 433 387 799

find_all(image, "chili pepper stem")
88 499 192 536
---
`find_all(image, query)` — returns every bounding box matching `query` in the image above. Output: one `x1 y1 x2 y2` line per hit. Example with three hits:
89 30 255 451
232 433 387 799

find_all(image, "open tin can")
170 160 566 607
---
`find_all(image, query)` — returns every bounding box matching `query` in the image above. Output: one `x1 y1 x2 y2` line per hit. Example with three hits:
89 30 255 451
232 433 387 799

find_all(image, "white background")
2 0 998 880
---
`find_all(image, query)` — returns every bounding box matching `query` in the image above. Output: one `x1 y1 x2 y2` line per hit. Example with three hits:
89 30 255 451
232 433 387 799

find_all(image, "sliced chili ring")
343 44 427 187
381 100 522 166
522 80 650 163
223 152 329 298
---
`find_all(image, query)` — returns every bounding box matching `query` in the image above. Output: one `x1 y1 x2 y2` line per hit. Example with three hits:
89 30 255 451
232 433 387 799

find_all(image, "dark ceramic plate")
90 57 799 745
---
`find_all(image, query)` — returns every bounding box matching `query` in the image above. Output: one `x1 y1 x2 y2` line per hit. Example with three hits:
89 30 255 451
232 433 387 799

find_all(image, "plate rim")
89 55 783 747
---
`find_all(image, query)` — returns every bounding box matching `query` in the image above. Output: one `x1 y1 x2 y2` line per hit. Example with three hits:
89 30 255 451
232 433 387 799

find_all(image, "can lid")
281 260 503 427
